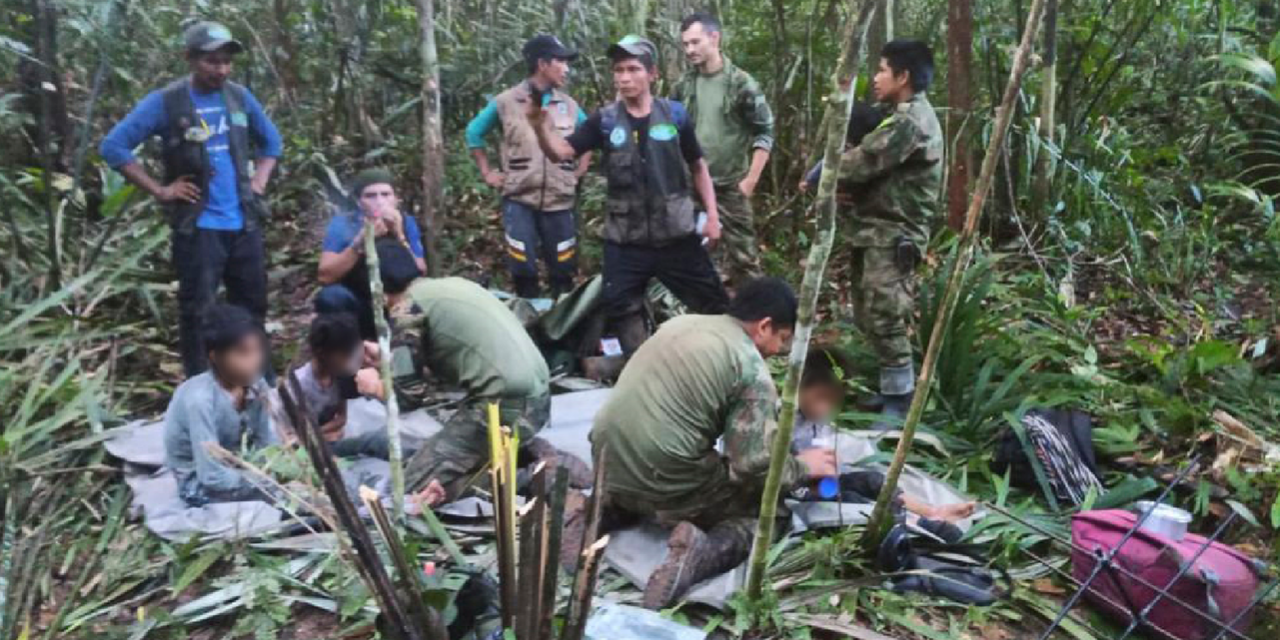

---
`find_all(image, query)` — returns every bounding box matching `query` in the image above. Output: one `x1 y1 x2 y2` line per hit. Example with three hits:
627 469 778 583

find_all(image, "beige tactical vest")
493 83 580 211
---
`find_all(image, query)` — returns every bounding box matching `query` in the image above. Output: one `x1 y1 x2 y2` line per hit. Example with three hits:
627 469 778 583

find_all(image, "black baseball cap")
523 35 578 63
606 35 658 63
183 21 244 54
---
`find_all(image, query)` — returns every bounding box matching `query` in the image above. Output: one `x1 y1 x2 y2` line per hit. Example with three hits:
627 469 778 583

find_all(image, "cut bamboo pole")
363 218 405 521
537 467 570 640
361 486 447 639
862 0 1049 547
560 535 610 640
279 372 429 640
744 0 883 601
488 402 520 632
516 464 547 640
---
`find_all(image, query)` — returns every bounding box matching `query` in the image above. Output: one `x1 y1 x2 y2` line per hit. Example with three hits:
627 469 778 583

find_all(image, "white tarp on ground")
106 389 980 610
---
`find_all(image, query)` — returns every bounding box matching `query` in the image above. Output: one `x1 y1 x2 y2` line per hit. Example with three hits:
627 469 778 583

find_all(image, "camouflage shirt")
837 93 943 248
671 57 775 185
389 277 549 410
590 314 807 501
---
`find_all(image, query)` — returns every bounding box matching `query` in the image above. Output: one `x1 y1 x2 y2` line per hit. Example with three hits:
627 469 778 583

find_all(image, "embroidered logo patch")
230 111 248 127
650 123 678 141
609 126 626 147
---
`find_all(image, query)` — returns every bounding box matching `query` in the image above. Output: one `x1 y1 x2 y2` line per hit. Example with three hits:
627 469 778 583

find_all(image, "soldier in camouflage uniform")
673 13 775 289
354 270 557 504
836 40 943 428
564 278 836 609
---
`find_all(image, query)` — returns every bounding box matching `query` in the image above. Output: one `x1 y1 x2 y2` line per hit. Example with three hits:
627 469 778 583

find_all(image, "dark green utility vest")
160 78 264 234
600 99 697 247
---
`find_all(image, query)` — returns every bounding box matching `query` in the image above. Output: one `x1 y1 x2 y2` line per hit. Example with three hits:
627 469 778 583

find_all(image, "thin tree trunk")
417 0 445 275
863 0 1048 547
946 0 974 232
1031 0 1058 215
743 0 882 601
31 0 61 289
364 221 406 521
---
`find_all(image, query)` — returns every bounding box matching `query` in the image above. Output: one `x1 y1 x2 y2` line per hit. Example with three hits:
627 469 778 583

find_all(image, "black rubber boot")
642 522 752 609
870 392 911 431
514 275 541 299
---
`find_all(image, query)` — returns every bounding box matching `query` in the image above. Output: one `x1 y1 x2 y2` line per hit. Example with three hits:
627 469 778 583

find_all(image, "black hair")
680 12 722 35
802 345 851 391
309 312 361 357
728 277 798 330
377 238 422 295
847 102 887 146
526 58 544 76
201 304 261 359
881 39 935 93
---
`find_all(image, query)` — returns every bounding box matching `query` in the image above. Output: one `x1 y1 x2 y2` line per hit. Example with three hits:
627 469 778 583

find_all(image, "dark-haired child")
165 303 278 506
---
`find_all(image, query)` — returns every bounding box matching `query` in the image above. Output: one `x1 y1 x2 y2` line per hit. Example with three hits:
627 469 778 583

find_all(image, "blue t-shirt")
321 211 426 259
190 89 243 229
99 80 283 231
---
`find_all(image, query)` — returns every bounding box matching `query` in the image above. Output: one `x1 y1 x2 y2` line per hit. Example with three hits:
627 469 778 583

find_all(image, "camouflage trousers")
712 184 762 289
403 392 550 499
599 481 773 547
850 246 916 372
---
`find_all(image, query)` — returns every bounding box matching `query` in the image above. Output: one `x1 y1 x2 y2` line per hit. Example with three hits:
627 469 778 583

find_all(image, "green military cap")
183 21 244 54
607 34 658 65
350 168 396 198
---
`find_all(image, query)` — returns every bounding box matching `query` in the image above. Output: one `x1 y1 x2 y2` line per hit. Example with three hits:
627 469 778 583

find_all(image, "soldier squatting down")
100 18 972 610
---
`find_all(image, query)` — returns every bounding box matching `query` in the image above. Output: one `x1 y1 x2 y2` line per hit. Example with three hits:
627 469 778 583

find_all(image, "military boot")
642 521 752 610
523 436 594 490
870 364 915 431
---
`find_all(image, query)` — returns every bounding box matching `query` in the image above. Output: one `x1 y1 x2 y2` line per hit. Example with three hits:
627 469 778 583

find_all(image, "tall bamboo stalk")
1031 0 1059 214
743 0 883 601
862 0 1048 547
416 0 445 275
364 220 405 521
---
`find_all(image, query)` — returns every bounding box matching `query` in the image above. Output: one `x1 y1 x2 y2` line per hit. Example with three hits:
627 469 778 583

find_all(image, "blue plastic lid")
818 476 840 499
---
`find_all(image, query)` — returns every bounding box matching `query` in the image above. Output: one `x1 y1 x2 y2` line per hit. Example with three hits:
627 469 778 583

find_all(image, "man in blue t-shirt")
316 168 426 339
100 21 283 378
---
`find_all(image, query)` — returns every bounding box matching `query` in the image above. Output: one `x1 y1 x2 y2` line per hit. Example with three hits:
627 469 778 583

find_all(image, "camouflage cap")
607 34 657 66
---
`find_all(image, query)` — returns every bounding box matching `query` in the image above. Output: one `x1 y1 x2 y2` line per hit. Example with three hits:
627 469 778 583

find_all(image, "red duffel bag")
1071 510 1262 640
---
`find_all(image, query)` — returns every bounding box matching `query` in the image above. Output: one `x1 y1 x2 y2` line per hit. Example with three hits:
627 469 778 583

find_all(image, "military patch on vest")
230 111 248 127
650 123 678 142
609 126 626 147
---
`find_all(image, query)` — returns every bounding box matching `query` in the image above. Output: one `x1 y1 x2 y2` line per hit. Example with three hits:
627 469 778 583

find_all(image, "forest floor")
25 191 1280 640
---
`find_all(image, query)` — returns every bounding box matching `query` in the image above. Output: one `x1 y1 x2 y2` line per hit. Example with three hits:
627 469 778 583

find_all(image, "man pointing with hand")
528 35 729 353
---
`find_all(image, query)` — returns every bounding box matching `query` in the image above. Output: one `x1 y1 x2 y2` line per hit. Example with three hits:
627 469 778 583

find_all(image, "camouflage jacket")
670 57 775 185
590 314 806 501
837 93 944 248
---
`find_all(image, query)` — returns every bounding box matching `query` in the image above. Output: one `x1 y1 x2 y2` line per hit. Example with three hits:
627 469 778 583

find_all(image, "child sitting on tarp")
165 304 279 506
279 312 393 459
793 345 975 525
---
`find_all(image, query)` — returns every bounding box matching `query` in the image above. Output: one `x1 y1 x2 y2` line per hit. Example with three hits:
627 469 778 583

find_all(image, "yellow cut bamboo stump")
743 0 884 601
861 0 1049 548
364 218 406 521
488 402 520 632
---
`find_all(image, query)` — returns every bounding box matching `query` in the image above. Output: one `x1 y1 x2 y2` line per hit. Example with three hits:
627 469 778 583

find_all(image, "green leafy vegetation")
2 0 1280 637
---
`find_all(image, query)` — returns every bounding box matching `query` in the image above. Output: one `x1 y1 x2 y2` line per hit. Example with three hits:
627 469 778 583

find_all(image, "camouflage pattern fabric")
712 184 762 288
849 246 914 370
670 57 775 186
403 392 550 499
837 93 944 249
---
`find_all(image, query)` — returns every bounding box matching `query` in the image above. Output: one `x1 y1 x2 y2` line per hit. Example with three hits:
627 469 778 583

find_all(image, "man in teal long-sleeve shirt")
467 35 591 298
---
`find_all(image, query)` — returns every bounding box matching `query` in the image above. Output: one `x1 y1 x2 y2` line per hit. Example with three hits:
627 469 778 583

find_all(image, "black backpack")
992 408 1102 510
